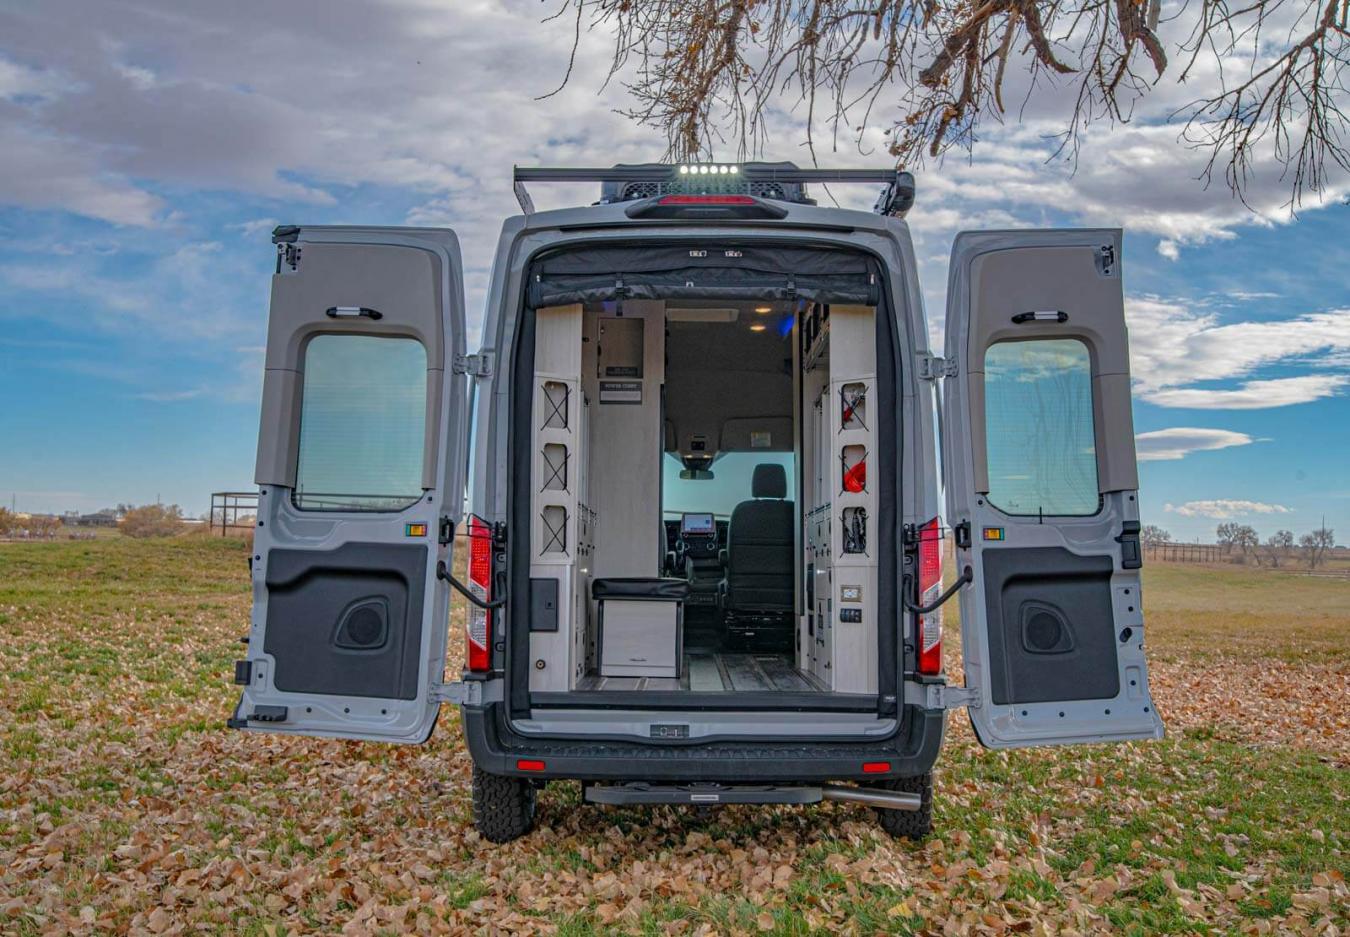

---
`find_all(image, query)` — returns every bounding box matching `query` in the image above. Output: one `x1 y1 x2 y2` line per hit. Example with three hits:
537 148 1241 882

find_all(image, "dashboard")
663 515 728 561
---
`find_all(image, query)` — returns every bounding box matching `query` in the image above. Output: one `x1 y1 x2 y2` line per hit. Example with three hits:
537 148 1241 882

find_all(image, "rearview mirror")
679 469 715 480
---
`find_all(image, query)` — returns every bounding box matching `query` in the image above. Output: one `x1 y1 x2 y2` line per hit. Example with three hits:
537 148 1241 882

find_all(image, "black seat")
721 464 794 617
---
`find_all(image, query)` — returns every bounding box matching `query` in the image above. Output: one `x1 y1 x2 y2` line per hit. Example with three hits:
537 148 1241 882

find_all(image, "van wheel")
875 772 933 840
472 763 537 843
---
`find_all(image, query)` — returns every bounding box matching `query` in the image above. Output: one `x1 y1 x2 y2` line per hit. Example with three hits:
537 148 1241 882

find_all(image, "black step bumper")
460 704 945 783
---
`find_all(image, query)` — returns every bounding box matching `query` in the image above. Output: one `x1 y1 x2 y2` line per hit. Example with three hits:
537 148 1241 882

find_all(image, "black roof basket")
512 162 915 218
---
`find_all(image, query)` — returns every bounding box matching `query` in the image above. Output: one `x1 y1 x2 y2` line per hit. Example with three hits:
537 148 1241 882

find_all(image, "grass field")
0 538 1345 935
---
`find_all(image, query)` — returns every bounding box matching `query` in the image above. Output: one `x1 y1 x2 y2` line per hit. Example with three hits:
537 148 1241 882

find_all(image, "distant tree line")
0 504 189 540
119 504 186 539
0 509 62 539
1143 522 1339 569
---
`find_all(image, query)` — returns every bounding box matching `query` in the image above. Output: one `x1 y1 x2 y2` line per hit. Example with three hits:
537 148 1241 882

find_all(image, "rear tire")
472 763 537 843
875 772 933 840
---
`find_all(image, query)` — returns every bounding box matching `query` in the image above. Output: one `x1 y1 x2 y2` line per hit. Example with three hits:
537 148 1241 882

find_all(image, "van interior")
523 256 884 709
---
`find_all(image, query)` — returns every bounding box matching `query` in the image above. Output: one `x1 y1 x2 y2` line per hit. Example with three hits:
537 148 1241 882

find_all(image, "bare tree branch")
546 0 1347 203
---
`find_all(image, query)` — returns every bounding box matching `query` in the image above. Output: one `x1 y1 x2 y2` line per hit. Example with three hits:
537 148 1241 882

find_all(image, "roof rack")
511 162 915 218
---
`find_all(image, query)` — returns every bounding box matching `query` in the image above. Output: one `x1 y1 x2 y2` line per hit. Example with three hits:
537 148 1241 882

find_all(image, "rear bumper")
460 704 945 782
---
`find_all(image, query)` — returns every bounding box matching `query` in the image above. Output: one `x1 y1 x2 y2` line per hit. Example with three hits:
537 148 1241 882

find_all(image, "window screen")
294 335 427 511
984 339 1099 516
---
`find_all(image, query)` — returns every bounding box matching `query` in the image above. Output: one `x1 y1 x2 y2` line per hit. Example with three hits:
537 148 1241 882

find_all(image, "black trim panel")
264 542 427 700
982 547 1120 705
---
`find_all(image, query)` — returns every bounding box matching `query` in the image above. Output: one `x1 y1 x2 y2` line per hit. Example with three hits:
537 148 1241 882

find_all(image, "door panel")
233 227 467 743
942 229 1163 748
263 543 428 699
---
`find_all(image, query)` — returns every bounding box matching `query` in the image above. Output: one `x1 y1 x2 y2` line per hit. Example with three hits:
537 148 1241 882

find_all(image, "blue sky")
1 1 1346 545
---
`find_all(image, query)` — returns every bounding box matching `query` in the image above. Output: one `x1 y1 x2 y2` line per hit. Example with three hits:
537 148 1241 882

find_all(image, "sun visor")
528 244 880 307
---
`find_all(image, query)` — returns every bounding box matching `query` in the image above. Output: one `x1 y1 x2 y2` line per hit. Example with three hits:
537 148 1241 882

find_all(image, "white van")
231 163 1164 843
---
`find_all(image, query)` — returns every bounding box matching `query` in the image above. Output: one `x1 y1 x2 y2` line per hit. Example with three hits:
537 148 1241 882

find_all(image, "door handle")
436 560 505 609
325 306 384 320
903 566 973 615
1011 310 1068 324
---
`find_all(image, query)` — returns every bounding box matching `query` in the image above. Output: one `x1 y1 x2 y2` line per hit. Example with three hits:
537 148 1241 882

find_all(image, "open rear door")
231 226 469 743
942 230 1164 748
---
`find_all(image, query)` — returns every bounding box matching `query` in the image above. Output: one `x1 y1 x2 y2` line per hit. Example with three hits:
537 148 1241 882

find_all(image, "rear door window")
294 334 427 511
983 338 1099 516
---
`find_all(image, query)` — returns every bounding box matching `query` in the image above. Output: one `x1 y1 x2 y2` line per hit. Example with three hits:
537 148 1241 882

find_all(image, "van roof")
513 163 915 218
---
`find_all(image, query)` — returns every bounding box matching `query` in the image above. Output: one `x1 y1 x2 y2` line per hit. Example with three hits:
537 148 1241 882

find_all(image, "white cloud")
0 239 263 342
0 1 1342 253
0 55 76 101
1135 427 1257 460
1128 302 1350 391
135 388 205 402
1165 499 1293 519
1143 375 1350 409
231 218 278 238
1125 300 1350 408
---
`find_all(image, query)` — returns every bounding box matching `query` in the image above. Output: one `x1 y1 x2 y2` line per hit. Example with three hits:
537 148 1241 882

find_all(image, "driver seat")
720 464 794 618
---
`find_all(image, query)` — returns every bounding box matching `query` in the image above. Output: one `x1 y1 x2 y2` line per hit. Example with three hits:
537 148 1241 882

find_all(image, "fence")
209 491 259 537
1144 541 1225 563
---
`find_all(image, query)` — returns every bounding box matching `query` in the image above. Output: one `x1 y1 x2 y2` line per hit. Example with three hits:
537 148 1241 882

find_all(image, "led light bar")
677 163 739 175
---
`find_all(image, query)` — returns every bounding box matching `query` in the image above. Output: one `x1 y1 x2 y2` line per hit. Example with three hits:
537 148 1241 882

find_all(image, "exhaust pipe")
820 784 921 812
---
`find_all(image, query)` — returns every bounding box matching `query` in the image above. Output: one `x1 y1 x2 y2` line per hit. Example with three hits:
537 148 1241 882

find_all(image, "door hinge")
453 352 493 378
430 681 482 705
1098 243 1117 277
918 354 957 380
926 684 981 711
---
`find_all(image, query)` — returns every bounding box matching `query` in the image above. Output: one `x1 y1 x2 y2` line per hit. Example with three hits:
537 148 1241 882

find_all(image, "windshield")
662 451 795 518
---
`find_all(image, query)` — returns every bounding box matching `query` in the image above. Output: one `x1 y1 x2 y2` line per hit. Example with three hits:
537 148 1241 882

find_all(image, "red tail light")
862 761 891 774
466 516 492 673
916 517 943 675
516 759 546 772
657 194 756 205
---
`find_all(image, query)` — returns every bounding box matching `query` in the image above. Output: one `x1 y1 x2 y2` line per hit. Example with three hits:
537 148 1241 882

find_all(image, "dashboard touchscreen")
680 512 715 536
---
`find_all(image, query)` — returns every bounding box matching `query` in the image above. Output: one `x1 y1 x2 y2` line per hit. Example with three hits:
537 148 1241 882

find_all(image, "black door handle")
325 306 384 320
903 566 973 615
436 560 505 609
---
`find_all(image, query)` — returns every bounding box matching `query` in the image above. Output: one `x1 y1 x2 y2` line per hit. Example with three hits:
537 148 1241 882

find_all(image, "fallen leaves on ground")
0 539 1345 935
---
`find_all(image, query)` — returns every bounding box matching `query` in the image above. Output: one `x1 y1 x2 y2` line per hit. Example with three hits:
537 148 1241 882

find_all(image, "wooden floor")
577 652 827 693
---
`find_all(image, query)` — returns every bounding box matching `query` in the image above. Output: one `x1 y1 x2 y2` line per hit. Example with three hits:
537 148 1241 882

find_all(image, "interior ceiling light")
749 323 767 332
754 305 772 314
